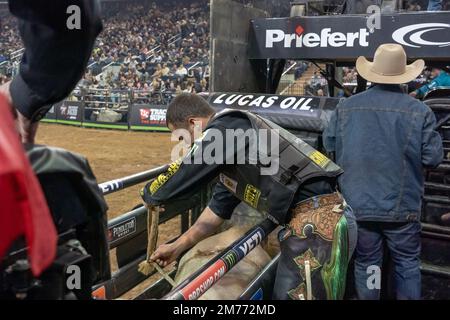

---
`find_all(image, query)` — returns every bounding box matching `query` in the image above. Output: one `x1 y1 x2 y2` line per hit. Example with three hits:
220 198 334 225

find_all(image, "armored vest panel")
211 109 343 224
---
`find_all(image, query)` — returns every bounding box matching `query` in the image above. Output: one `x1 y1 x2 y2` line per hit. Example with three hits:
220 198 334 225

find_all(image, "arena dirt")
37 123 180 299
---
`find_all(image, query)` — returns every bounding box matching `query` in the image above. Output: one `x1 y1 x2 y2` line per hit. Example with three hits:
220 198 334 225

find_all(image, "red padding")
0 94 57 276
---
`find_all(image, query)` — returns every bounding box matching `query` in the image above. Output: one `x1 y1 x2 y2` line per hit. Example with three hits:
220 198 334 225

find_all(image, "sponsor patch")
219 173 238 193
308 150 330 168
149 159 181 194
244 184 261 208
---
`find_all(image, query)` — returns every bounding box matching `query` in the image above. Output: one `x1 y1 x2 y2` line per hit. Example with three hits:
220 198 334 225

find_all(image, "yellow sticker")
309 151 330 168
149 159 181 194
244 184 261 208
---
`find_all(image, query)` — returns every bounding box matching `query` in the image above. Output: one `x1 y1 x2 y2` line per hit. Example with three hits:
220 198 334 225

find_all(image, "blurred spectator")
410 68 450 99
428 0 442 10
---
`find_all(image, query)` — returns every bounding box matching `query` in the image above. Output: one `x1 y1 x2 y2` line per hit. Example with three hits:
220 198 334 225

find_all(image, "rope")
153 263 176 287
138 205 160 276
137 205 177 286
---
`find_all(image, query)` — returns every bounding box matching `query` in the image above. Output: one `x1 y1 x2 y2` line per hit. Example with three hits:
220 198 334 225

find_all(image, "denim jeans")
427 0 442 11
354 221 421 300
344 206 357 260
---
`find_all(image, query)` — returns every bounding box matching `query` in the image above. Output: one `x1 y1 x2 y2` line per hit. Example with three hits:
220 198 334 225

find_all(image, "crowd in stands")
304 72 329 96
0 11 22 80
294 61 310 80
77 0 210 106
0 15 21 62
1 0 210 106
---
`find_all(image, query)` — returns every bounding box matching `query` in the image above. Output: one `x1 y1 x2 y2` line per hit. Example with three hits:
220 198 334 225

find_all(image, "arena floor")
37 123 180 299
37 123 175 217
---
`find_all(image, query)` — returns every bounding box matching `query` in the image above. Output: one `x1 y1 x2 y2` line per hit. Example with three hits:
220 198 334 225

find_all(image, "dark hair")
166 93 215 127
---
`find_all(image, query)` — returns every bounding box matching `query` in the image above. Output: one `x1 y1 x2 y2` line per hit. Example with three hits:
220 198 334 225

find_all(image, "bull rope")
137 205 176 286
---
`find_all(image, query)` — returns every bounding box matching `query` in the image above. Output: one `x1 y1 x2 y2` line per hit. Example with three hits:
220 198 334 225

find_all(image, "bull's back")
174 226 271 300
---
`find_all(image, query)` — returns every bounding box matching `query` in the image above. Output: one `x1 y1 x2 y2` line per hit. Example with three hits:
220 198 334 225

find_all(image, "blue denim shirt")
323 84 443 222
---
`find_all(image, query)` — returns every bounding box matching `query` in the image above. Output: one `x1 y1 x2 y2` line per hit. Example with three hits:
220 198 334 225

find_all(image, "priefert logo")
265 25 370 48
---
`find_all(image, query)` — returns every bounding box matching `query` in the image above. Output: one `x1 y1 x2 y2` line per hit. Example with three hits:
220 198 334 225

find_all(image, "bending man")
141 93 357 300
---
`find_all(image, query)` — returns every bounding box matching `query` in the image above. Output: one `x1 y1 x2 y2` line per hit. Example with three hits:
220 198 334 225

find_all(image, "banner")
129 104 169 131
248 12 450 61
55 101 84 125
205 92 340 132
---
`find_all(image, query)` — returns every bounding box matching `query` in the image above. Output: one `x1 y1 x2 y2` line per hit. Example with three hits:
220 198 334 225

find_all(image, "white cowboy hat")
356 43 425 84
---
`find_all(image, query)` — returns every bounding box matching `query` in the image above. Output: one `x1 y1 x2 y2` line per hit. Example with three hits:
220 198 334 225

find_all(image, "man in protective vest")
141 93 357 300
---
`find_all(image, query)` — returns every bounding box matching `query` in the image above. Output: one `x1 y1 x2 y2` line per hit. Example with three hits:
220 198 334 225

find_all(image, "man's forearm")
174 207 224 252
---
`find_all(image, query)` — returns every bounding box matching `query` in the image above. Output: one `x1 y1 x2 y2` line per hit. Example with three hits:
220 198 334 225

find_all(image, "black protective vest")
212 109 343 224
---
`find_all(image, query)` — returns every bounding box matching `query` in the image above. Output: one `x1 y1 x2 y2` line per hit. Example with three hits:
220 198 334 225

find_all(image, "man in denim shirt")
323 44 443 300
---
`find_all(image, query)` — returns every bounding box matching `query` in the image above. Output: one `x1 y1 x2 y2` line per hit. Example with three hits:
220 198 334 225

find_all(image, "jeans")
354 221 421 300
344 206 358 260
427 0 442 11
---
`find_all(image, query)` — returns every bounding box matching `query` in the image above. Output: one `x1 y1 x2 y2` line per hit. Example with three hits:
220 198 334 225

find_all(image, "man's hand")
0 81 39 144
150 242 182 267
149 206 224 267
409 91 417 98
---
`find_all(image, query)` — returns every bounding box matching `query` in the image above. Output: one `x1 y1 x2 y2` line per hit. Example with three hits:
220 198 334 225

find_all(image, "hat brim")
356 56 425 84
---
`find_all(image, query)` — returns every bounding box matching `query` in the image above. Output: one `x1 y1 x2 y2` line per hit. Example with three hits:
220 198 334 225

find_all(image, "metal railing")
97 164 276 300
96 164 210 299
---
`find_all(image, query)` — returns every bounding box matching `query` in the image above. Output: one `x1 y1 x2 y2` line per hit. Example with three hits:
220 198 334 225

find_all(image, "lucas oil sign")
207 92 326 117
249 12 450 60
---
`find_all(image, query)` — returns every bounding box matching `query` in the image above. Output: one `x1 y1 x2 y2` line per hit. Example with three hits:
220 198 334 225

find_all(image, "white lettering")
265 27 371 48
265 29 285 48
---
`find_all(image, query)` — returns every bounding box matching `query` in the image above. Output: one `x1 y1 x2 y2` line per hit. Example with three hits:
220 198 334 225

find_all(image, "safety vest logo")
244 184 261 208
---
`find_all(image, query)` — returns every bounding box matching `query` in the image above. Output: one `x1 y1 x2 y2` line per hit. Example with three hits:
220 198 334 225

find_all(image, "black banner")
248 12 450 61
129 104 169 131
206 92 340 132
55 100 84 124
